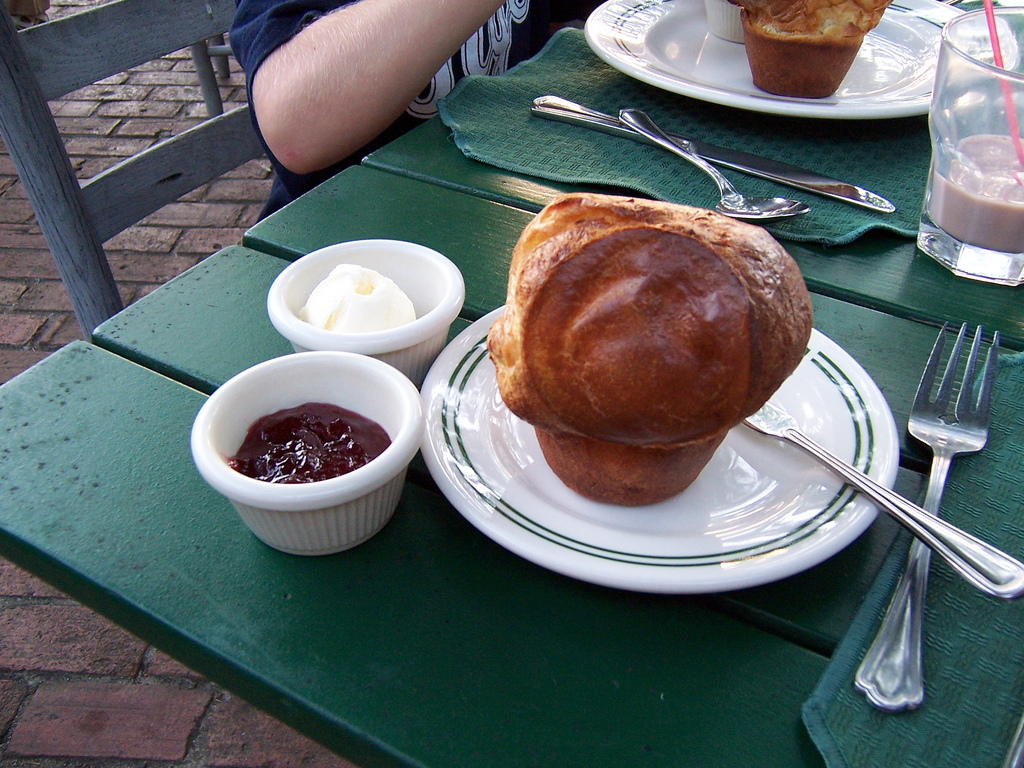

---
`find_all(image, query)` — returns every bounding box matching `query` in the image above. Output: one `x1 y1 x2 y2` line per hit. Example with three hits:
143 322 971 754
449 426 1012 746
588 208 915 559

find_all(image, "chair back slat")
19 0 237 101
83 106 263 242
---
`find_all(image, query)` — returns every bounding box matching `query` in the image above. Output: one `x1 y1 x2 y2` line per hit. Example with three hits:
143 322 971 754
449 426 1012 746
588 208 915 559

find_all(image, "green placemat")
803 353 1024 767
438 28 930 245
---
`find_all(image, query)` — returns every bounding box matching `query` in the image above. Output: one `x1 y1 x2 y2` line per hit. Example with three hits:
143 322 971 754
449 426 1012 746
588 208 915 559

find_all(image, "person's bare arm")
251 0 507 174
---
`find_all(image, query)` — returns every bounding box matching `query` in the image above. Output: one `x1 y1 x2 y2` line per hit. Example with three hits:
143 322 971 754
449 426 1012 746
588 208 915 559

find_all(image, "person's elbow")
253 95 335 175
251 71 353 175
261 124 330 176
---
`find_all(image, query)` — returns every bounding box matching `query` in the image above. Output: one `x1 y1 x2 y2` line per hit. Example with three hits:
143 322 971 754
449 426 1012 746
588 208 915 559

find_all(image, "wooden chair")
0 0 265 336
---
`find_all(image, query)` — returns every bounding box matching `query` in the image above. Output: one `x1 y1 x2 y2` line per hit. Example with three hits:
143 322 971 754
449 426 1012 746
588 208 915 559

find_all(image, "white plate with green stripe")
420 307 899 593
584 0 961 119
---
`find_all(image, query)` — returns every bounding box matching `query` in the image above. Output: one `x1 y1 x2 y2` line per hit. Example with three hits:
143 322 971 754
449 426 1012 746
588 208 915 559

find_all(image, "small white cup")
267 240 465 386
191 351 424 555
704 0 744 43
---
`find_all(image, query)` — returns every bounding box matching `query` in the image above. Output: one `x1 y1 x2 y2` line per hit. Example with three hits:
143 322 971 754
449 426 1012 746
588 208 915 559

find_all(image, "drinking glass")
918 8 1024 286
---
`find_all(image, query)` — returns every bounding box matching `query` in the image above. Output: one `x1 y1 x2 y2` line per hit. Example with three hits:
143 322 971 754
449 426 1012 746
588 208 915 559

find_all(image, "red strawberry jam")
229 402 391 484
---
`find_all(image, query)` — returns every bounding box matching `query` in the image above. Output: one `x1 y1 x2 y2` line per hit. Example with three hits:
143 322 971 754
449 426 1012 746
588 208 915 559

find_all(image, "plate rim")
583 0 960 120
420 307 900 593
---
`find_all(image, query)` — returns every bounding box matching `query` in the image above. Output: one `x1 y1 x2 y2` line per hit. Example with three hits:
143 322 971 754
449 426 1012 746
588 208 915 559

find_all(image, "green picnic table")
1 111 1023 768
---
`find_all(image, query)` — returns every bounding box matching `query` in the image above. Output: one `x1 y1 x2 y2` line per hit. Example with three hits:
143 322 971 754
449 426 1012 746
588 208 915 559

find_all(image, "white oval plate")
584 0 962 119
420 308 899 593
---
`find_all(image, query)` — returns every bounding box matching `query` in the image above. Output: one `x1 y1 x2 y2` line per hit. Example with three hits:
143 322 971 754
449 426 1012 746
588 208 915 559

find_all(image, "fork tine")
913 322 966 412
912 322 950 411
964 330 1000 422
932 323 968 412
950 325 999 421
955 326 985 420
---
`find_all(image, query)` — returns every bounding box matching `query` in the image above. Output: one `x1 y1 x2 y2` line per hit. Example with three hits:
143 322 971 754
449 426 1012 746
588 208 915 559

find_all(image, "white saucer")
420 308 899 593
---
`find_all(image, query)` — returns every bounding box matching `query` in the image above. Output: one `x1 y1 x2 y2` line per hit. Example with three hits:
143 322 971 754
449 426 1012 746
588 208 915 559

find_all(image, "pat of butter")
300 264 416 333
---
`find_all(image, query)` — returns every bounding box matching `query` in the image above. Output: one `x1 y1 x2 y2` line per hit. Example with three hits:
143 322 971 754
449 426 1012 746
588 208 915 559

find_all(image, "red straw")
981 0 1024 174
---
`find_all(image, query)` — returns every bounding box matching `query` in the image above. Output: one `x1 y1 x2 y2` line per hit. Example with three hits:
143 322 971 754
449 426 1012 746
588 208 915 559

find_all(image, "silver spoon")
618 109 811 221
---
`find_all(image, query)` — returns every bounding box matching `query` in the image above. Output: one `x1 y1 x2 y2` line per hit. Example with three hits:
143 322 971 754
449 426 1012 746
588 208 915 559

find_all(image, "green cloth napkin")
438 28 931 245
803 353 1024 768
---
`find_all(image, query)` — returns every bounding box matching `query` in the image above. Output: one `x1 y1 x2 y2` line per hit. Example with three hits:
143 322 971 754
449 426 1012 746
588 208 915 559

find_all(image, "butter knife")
531 95 897 214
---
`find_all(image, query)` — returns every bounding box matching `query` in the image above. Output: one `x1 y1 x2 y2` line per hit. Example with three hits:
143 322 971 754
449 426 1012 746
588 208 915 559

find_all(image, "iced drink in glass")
917 9 1024 285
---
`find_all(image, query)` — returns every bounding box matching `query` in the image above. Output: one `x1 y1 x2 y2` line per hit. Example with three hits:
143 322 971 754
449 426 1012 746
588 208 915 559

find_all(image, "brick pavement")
0 2 358 764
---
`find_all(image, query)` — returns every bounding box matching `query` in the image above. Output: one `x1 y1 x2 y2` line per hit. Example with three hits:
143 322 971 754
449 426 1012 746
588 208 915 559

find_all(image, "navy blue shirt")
231 0 554 217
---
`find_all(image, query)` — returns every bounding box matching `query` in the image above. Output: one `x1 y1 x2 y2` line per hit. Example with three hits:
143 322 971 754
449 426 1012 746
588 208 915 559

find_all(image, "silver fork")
855 323 1000 711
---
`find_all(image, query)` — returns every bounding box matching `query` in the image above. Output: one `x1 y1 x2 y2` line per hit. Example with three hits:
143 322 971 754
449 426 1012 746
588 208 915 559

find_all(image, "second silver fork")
855 323 1000 711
